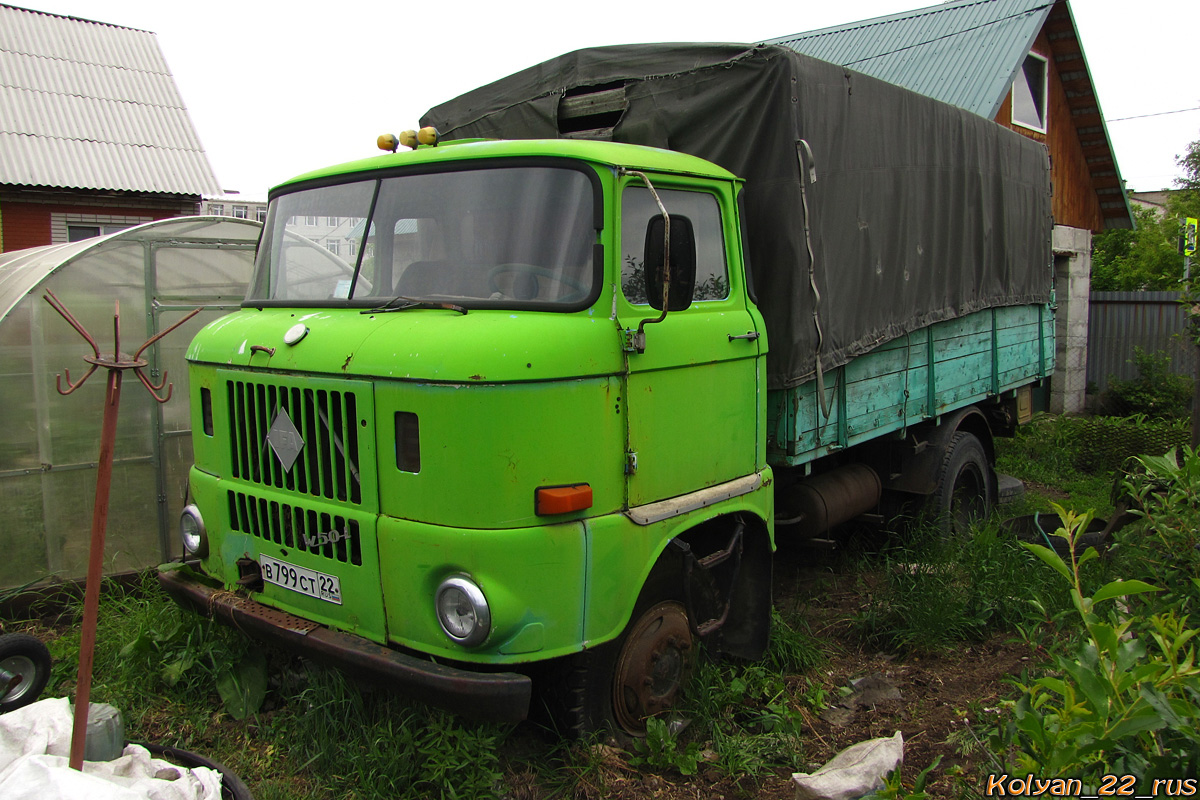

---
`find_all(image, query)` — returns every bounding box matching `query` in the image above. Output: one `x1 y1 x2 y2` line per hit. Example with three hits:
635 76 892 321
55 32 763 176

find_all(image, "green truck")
160 44 1054 736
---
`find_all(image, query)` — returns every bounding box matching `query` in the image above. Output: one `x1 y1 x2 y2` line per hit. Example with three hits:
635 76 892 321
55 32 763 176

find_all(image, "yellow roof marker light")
377 133 400 153
417 126 441 147
379 128 439 152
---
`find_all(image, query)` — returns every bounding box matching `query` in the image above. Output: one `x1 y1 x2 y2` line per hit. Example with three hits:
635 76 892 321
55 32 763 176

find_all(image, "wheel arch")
636 510 772 661
884 405 997 497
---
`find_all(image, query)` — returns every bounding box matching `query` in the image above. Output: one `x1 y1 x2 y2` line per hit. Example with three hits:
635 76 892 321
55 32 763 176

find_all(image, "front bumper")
158 565 531 723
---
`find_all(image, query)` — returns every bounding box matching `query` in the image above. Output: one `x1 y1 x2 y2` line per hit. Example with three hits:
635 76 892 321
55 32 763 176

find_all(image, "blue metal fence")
1086 291 1197 395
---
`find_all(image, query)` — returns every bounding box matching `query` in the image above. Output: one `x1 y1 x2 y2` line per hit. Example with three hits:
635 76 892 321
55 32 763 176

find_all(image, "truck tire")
0 633 52 713
555 577 694 738
930 432 995 536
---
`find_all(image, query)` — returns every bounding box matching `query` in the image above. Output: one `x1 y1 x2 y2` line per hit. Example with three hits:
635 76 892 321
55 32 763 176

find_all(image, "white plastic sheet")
792 730 904 800
0 698 223 800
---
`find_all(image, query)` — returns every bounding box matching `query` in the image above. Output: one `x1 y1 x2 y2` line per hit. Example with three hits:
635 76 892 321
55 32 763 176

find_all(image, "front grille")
226 380 362 505
229 490 363 566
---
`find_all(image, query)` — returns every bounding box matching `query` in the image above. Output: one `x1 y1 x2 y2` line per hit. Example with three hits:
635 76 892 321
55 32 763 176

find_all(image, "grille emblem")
267 409 305 472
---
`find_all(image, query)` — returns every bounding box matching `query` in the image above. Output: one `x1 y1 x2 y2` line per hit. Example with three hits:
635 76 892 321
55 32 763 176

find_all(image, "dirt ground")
517 546 1038 800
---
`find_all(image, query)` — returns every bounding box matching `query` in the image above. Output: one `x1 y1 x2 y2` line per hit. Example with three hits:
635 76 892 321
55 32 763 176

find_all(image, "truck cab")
162 136 775 734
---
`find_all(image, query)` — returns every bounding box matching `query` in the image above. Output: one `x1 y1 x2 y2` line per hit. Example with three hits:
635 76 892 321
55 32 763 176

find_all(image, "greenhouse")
0 217 260 589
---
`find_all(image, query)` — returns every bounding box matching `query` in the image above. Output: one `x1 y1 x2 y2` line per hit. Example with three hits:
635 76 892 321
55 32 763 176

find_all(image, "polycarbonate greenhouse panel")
0 217 259 588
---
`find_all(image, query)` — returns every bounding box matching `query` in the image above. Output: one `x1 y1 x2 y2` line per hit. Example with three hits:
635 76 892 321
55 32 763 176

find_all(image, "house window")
1012 52 1048 133
305 216 318 226
209 203 224 216
67 225 101 242
256 207 267 223
232 205 248 219
327 216 339 227
67 224 129 242
326 240 340 256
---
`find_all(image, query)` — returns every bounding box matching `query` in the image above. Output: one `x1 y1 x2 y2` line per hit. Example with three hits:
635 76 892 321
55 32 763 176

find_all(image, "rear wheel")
0 633 51 713
929 432 995 536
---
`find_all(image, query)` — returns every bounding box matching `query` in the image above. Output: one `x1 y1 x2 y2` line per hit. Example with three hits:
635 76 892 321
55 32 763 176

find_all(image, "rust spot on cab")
469 374 484 381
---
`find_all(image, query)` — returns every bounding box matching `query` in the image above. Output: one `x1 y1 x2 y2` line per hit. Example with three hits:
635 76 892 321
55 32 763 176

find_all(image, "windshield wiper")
363 295 468 315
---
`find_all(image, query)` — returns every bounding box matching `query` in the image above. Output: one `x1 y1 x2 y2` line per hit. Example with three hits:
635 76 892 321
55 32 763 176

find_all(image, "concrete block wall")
1051 225 1093 414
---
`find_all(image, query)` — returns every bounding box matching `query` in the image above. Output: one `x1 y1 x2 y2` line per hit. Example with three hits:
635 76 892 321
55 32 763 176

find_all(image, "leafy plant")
682 645 809 777
864 756 943 800
1101 348 1193 419
629 716 703 776
991 504 1200 784
215 649 268 720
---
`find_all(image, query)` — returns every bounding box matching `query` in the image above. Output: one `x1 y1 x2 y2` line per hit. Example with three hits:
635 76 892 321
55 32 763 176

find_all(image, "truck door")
617 178 763 507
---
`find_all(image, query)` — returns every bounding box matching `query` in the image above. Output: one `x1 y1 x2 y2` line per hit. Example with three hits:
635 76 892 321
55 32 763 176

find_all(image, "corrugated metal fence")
1087 291 1197 394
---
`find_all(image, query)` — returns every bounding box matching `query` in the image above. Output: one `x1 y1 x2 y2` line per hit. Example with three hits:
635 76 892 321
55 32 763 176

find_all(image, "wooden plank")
558 88 627 119
768 303 1051 467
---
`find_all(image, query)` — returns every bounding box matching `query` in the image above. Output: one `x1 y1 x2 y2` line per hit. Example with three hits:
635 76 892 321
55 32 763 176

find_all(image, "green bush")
1102 348 1192 419
989 483 1200 787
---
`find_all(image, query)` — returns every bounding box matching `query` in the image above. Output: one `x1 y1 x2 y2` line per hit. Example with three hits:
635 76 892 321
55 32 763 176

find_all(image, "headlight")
435 576 490 647
180 505 208 558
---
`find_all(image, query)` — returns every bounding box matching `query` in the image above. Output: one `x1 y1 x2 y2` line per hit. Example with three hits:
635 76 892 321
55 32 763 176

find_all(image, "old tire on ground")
143 743 255 800
556 580 694 739
930 432 996 536
0 633 51 713
1001 513 1109 558
996 473 1025 505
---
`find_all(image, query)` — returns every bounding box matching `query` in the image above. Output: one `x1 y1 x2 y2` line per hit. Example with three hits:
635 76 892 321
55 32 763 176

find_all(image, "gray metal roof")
0 4 222 196
768 0 1133 230
768 0 1053 119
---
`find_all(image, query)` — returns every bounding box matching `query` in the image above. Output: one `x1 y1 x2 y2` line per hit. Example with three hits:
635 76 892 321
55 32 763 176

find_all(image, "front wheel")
554 592 694 738
0 633 52 713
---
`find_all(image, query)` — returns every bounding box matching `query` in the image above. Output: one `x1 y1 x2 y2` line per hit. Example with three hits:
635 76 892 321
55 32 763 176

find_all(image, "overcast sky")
19 0 1200 200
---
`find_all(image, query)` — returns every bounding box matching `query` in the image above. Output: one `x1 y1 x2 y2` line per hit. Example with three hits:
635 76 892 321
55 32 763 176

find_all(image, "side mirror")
643 214 696 312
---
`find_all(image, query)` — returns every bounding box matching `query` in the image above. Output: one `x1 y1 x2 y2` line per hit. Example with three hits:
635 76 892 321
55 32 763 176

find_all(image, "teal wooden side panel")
766 303 1053 468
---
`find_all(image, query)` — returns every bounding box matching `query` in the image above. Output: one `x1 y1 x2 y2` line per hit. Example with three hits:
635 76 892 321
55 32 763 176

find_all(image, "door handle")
728 331 760 342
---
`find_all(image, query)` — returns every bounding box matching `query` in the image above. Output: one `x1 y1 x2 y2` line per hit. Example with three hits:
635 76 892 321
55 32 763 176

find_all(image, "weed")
682 654 808 778
989 503 1200 786
46 578 510 799
995 414 1121 506
534 736 617 800
629 716 703 776
271 666 506 798
1101 348 1193 419
864 755 943 800
852 522 1071 654
763 607 825 674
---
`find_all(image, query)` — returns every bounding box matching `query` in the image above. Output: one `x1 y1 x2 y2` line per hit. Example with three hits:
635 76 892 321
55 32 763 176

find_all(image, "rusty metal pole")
69 362 121 770
42 291 199 771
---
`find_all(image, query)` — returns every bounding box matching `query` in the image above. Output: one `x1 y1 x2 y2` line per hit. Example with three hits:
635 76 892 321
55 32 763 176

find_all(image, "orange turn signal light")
535 484 593 516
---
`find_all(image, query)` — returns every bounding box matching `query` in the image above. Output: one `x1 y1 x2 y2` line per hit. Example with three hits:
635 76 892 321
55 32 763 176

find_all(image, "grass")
16 412 1189 797
42 575 508 799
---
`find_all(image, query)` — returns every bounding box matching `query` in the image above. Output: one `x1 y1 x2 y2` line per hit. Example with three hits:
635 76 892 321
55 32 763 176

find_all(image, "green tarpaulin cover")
424 43 1052 389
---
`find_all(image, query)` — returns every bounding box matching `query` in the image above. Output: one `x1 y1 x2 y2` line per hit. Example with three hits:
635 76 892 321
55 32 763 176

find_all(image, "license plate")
260 555 342 605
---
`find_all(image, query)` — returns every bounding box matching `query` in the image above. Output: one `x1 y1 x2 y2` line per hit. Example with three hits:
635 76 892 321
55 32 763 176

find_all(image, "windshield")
248 165 597 309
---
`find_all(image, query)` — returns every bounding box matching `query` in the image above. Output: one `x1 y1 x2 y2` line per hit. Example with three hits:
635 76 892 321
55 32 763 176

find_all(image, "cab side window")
621 187 728 305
